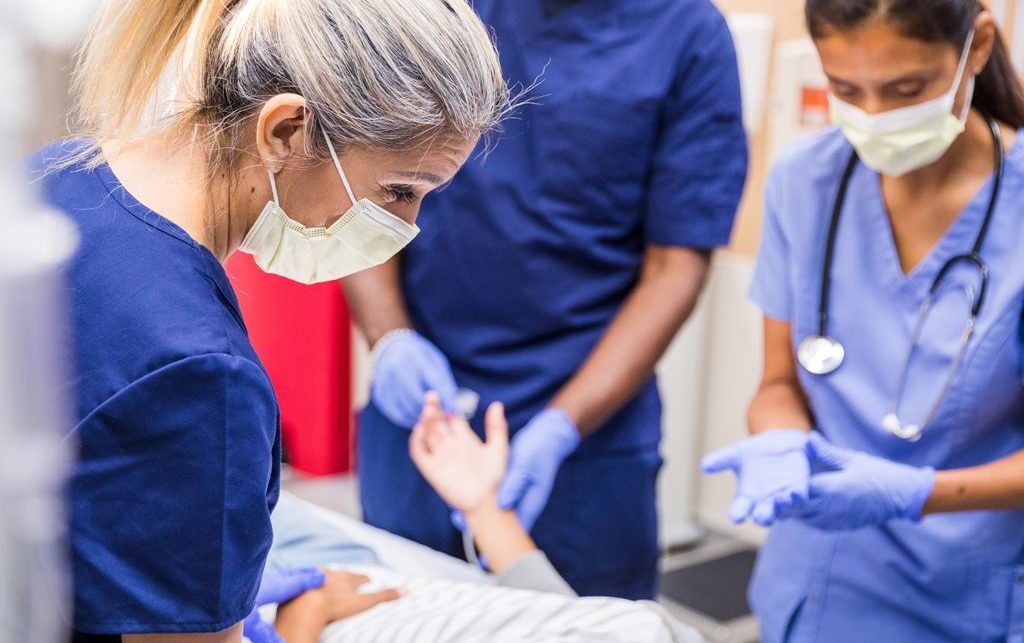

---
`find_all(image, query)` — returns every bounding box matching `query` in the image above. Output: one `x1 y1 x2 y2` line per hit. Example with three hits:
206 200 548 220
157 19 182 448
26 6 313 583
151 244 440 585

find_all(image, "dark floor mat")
660 549 757 623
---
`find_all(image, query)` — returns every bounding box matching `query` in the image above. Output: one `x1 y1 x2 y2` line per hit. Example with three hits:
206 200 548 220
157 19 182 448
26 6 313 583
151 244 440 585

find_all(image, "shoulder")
766 127 855 218
82 352 276 437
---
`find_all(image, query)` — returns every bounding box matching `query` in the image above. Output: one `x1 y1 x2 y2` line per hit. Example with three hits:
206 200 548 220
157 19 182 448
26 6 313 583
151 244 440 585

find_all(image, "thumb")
701 444 740 474
243 611 283 643
807 471 848 499
423 359 459 414
807 433 851 471
497 468 531 510
265 567 326 603
353 588 403 613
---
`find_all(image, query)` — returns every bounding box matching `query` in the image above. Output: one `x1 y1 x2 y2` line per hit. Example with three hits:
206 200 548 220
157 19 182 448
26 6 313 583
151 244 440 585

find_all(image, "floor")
281 469 759 643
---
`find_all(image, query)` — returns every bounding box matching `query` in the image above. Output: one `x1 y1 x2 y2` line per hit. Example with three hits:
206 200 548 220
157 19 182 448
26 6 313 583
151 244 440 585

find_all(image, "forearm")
342 258 412 347
552 246 709 436
924 449 1024 514
465 496 538 575
274 592 329 643
747 381 814 435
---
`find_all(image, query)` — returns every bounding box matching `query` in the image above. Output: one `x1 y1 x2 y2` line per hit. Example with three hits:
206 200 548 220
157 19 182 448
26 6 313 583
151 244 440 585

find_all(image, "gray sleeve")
496 551 577 597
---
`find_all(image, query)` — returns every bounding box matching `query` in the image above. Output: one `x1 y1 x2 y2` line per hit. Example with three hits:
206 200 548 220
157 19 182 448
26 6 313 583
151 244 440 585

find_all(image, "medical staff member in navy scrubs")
704 1 1024 640
29 0 508 640
347 0 747 599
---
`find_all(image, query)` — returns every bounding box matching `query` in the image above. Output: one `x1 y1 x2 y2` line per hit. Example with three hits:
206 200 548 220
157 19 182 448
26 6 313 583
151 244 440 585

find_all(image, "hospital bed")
269 493 704 643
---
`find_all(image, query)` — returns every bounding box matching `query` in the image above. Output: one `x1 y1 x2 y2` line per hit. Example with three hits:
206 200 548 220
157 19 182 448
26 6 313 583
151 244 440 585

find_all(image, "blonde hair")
72 0 510 167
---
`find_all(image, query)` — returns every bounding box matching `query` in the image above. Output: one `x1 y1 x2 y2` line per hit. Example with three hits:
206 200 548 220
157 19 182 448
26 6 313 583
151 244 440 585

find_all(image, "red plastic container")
227 254 353 476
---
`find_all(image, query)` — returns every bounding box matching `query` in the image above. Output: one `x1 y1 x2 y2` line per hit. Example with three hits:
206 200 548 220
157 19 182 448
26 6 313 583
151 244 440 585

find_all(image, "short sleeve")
749 167 793 321
70 353 280 634
643 9 748 248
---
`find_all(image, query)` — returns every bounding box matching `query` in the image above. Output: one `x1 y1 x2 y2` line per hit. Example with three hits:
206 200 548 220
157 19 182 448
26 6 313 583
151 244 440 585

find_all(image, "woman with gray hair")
28 0 509 641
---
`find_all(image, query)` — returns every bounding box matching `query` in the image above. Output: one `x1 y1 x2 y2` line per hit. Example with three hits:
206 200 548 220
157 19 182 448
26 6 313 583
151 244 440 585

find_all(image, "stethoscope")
798 113 1004 442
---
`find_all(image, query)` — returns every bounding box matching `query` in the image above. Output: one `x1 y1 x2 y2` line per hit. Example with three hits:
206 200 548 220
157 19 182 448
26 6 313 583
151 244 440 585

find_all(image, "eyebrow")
391 170 446 185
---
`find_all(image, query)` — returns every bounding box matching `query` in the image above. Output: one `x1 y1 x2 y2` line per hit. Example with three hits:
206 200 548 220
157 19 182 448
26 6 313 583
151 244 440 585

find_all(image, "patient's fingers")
345 573 371 588
355 588 402 610
484 402 509 457
410 423 432 463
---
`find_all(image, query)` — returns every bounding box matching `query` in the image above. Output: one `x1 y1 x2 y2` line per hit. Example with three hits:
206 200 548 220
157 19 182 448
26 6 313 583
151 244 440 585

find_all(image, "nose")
385 202 420 226
859 94 888 116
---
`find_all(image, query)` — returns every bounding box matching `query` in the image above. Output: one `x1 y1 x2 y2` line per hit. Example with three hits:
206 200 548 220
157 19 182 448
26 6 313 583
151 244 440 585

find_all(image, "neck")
102 134 262 262
887 110 995 193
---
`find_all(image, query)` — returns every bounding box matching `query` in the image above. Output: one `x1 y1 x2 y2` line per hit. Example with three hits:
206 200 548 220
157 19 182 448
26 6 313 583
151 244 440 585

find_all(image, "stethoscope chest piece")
797 334 846 375
881 412 923 442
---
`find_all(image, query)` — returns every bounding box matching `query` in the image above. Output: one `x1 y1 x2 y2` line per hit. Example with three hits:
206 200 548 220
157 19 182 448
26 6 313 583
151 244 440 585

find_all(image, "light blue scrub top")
749 127 1024 643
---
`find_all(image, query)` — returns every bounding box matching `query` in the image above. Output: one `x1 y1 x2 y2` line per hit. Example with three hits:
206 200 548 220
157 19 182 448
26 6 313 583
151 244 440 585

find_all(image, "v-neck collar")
861 129 1024 298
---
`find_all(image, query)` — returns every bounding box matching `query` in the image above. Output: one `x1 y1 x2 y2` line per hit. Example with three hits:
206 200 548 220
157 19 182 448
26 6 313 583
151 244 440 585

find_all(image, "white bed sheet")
295 497 492 584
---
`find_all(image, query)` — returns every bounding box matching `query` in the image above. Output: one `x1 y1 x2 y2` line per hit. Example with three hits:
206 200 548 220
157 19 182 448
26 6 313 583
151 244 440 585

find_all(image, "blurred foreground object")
0 0 89 640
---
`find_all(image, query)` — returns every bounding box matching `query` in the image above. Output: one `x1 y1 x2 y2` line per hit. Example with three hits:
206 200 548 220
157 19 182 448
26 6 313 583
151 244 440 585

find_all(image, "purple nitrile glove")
371 330 459 428
795 432 936 531
701 429 811 527
242 567 326 643
496 409 581 531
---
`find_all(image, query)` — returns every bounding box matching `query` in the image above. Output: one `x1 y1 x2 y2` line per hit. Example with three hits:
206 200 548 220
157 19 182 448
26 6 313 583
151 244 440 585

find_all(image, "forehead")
815 19 958 80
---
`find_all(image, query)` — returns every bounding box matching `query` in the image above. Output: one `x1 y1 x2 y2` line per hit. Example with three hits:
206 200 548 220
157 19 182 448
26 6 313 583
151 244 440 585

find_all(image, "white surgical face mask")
830 30 976 177
239 127 420 284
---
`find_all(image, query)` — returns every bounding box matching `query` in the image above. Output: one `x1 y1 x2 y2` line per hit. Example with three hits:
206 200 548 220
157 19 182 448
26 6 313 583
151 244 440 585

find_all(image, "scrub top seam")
92 163 201 251
67 352 266 439
91 163 250 329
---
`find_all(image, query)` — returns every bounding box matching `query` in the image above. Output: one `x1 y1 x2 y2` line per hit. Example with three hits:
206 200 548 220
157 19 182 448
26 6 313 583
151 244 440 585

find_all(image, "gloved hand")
371 330 459 428
496 409 581 531
700 430 811 527
795 433 936 531
242 567 326 643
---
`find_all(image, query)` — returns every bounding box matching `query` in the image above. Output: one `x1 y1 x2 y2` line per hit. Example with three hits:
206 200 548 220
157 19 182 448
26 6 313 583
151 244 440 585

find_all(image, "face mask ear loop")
321 125 358 208
952 30 976 118
266 170 281 206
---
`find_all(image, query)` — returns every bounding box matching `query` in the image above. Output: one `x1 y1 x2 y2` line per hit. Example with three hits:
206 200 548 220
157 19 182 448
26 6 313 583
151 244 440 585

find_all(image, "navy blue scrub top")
401 0 748 450
29 141 280 635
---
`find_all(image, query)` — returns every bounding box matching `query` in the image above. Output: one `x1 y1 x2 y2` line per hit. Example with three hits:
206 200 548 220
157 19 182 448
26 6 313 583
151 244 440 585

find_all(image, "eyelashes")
384 185 419 204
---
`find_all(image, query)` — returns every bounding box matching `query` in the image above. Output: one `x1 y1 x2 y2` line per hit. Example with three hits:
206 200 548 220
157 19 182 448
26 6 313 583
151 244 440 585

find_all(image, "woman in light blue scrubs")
704 1 1024 641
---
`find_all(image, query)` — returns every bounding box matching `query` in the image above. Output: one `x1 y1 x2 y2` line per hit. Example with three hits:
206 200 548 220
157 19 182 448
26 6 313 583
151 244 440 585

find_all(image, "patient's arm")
275 570 401 643
410 396 540 574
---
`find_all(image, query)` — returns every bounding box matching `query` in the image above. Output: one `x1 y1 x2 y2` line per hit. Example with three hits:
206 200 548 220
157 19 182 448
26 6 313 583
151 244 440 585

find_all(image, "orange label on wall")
800 86 831 127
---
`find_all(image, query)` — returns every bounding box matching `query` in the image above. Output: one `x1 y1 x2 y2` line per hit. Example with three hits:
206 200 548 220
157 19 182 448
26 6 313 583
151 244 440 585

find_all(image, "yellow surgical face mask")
830 30 976 177
239 127 420 285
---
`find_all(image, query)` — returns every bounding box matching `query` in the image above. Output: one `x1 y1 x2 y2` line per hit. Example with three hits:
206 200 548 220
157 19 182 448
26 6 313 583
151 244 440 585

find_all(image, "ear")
255 93 310 174
969 11 998 76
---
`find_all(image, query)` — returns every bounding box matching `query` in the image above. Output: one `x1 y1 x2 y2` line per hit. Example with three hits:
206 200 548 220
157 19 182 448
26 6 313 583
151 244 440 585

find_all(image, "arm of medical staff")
344 259 460 425
343 257 412 347
748 318 815 435
925 448 1024 514
494 246 710 528
123 624 243 643
549 244 710 434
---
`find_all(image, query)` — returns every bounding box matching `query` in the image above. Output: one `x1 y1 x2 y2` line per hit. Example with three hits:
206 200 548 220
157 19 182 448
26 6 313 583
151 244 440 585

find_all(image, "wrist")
274 591 329 642
465 493 503 527
539 408 581 456
909 466 937 520
370 327 414 357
